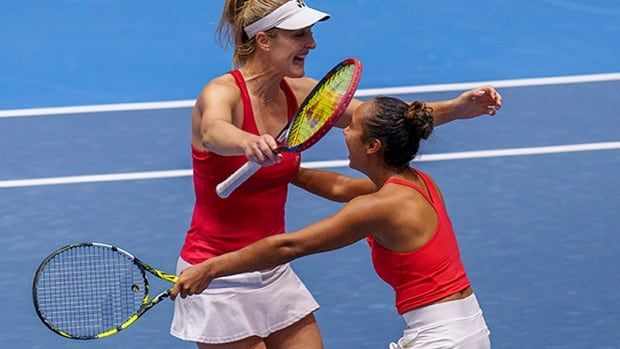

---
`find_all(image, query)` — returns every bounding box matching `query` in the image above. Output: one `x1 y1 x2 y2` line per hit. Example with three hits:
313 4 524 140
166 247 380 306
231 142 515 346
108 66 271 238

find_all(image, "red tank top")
367 169 471 314
180 71 301 264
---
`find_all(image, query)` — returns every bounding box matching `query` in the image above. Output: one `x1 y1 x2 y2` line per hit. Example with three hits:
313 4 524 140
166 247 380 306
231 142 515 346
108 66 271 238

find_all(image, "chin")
288 67 305 78
347 160 359 172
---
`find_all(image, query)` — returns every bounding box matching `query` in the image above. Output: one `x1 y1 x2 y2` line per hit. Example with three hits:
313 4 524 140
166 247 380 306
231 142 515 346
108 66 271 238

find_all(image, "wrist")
239 135 259 153
197 259 218 280
429 99 457 126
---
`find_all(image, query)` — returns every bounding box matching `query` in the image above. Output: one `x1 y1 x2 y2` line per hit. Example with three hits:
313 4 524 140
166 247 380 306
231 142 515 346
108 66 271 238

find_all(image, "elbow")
200 120 221 152
201 138 214 152
330 188 350 202
279 245 301 263
270 236 306 263
331 178 355 202
200 129 215 152
200 130 227 154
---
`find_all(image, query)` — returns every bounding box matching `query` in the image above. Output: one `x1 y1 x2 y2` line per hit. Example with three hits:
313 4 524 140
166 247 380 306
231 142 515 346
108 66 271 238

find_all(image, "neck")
365 162 415 188
240 59 283 103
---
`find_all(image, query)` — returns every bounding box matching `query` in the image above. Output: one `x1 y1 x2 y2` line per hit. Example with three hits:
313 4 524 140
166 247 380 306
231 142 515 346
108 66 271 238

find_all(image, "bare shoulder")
195 74 240 112
381 179 439 227
341 190 394 227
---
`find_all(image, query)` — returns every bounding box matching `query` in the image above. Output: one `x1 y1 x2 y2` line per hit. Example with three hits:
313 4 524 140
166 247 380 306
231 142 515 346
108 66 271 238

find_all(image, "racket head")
32 242 150 340
283 57 362 152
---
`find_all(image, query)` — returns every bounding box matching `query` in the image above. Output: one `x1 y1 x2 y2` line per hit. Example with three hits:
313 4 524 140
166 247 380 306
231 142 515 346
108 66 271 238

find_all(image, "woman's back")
367 169 471 314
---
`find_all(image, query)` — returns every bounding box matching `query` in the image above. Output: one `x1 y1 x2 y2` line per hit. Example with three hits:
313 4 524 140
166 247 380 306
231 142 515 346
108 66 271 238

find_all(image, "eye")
294 28 312 37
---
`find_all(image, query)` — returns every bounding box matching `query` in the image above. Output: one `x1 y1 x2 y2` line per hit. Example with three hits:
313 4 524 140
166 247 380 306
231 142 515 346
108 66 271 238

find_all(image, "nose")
307 33 317 49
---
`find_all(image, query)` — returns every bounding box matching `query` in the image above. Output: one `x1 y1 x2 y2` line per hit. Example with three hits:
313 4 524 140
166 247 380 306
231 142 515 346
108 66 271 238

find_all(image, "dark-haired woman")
172 97 492 348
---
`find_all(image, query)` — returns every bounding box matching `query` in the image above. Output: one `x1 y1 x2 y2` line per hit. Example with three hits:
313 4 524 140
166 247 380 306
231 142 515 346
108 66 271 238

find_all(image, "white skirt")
389 294 491 349
170 257 320 344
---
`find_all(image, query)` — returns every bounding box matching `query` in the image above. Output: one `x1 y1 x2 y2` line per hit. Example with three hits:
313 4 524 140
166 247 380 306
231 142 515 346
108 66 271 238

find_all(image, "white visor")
244 1 330 39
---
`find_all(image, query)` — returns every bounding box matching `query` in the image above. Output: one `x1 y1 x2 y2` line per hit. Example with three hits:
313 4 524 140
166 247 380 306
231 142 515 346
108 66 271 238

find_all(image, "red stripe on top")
367 169 471 314
180 72 301 264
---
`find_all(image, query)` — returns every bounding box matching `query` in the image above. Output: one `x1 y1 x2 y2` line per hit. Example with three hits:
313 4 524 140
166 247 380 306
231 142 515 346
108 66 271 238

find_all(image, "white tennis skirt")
170 257 320 344
389 294 491 349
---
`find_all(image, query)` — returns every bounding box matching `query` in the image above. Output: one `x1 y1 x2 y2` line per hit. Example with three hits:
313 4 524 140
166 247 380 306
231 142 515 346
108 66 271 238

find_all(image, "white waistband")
402 294 483 329
177 256 289 290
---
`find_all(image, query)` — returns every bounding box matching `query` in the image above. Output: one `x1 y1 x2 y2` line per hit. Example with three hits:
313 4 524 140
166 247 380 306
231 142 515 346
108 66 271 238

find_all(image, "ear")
366 138 382 155
255 32 271 51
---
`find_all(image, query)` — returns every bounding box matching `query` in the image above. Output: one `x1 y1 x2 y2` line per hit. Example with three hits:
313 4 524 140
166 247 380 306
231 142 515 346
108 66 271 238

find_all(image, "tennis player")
171 0 501 348
172 96 491 348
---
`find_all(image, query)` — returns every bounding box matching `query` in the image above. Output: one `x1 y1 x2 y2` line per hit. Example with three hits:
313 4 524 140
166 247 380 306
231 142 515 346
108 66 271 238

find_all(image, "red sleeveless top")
367 169 471 314
180 71 301 264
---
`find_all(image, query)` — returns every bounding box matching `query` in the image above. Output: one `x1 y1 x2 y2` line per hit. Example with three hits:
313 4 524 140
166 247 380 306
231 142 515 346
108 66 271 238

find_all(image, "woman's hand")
452 85 503 119
170 263 213 300
242 134 282 166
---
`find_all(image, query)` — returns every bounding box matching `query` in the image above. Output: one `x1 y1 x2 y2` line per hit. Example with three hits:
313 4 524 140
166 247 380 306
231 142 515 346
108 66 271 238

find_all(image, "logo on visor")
296 0 306 8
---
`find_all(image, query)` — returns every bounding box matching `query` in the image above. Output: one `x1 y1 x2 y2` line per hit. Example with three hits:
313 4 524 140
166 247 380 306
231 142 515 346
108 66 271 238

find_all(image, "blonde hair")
217 0 288 67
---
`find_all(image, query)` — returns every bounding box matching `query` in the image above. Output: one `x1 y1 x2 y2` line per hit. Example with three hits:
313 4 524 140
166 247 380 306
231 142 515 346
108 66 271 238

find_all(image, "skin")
172 99 473 306
192 26 502 166
184 16 501 349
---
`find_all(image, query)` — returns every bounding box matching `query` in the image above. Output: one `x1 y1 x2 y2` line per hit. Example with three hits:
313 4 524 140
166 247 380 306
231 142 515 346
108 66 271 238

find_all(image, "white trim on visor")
244 1 330 39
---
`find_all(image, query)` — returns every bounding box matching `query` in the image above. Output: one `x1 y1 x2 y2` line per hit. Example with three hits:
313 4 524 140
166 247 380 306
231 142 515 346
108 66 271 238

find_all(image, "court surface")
1 1 619 348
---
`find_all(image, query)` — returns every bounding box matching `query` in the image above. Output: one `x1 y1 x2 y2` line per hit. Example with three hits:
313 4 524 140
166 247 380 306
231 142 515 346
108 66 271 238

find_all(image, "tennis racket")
216 57 363 198
32 242 177 340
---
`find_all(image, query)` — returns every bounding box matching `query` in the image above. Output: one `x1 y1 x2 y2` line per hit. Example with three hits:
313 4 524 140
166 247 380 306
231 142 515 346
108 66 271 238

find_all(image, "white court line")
1 142 618 189
0 100 194 118
354 72 620 97
1 72 619 118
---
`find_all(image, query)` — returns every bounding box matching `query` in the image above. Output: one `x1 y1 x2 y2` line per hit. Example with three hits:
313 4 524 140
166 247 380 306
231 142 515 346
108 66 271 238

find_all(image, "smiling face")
264 26 317 77
344 100 375 172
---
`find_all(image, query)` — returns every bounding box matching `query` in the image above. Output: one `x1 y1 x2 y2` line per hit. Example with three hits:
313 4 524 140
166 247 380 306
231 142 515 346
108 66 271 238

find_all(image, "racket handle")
216 161 261 198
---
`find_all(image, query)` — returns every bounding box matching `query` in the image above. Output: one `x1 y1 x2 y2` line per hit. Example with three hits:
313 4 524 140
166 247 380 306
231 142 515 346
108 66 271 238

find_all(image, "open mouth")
293 54 307 65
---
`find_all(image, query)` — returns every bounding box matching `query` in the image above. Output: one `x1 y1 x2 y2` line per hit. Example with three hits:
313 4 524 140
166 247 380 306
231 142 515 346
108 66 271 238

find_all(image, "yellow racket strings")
287 64 355 146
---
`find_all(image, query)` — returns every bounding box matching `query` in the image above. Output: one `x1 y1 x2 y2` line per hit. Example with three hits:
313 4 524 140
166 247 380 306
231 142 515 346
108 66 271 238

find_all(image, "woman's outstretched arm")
292 167 377 202
170 193 387 299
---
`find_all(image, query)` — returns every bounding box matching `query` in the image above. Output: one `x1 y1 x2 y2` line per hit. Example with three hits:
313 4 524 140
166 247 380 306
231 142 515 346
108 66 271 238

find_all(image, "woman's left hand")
453 85 502 119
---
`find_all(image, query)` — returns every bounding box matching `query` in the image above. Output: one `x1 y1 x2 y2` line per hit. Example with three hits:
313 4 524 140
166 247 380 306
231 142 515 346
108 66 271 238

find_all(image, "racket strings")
34 245 146 337
287 64 356 147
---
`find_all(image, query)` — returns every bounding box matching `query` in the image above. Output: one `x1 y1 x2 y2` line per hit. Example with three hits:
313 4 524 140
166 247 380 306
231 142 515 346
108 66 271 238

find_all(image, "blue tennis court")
1 1 619 348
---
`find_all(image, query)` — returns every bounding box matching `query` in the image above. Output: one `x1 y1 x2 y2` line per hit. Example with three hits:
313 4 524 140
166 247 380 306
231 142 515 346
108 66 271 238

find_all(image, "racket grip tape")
216 161 261 198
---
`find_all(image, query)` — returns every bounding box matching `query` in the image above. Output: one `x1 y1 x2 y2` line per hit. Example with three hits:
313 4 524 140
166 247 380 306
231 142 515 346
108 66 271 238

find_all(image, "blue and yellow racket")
32 242 177 340
216 57 363 198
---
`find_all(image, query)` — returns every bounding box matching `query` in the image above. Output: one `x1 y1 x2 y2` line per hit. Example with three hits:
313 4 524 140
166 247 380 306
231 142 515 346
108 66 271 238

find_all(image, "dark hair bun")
404 101 434 140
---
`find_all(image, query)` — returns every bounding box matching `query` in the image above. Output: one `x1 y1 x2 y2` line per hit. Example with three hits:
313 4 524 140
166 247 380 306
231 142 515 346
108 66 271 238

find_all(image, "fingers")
473 88 487 97
170 284 179 300
170 272 192 301
473 85 502 116
169 281 196 301
244 135 281 166
483 85 502 108
485 85 502 110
